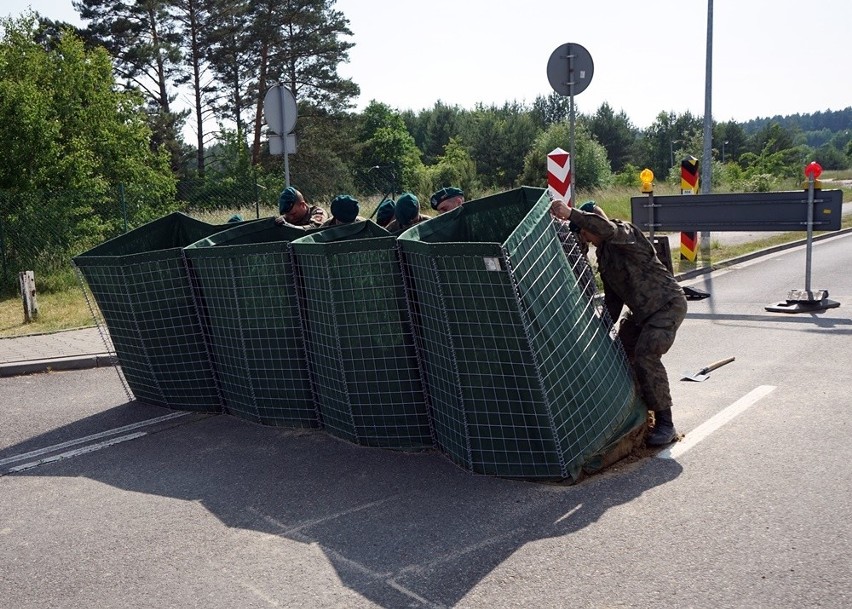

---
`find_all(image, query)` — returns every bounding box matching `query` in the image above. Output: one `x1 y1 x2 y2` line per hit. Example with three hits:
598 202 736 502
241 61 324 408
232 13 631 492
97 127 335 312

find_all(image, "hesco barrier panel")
183 218 318 428
397 187 646 481
73 212 226 411
290 221 432 449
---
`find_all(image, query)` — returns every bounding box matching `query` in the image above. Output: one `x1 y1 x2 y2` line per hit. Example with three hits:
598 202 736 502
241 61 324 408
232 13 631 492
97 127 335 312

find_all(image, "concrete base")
765 299 840 314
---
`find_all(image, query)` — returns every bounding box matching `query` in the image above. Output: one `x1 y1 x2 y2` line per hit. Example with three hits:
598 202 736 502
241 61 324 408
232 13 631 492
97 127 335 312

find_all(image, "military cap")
429 186 464 210
395 192 420 225
376 198 396 226
569 200 599 233
278 186 300 214
331 194 360 223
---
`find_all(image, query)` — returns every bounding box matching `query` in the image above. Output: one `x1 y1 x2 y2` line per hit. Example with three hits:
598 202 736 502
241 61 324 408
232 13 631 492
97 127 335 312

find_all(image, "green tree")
529 92 572 129
0 14 175 287
427 137 479 197
74 0 188 173
519 122 611 191
420 101 462 165
460 102 540 189
245 0 359 163
587 102 636 173
355 102 425 194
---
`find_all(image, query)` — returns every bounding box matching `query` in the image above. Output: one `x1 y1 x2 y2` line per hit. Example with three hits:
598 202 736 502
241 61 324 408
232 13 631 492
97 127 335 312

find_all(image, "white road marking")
657 385 776 460
6 432 148 473
0 411 188 467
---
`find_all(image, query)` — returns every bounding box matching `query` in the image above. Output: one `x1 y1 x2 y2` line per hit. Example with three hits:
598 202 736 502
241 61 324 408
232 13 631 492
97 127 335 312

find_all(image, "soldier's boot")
647 408 677 446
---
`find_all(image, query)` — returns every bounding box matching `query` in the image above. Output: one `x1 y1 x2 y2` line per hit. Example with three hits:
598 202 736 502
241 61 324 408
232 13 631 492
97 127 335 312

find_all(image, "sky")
5 0 852 129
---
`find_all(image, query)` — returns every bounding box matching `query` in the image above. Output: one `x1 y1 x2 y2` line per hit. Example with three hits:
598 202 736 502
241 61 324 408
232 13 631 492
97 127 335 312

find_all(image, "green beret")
395 192 419 225
278 187 299 214
376 198 396 226
569 200 598 233
429 186 464 210
331 194 359 223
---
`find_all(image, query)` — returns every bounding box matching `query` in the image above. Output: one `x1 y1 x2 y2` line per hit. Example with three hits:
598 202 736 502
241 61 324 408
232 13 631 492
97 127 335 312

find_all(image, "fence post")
119 183 127 232
0 212 6 284
19 270 39 323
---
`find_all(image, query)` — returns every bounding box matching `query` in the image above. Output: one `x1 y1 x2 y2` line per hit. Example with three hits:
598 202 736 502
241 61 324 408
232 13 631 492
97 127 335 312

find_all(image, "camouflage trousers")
618 295 688 412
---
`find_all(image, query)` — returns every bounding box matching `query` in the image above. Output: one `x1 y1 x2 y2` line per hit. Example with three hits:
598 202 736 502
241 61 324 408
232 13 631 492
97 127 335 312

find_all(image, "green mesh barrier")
183 218 318 428
290 221 433 449
73 212 227 411
398 187 646 481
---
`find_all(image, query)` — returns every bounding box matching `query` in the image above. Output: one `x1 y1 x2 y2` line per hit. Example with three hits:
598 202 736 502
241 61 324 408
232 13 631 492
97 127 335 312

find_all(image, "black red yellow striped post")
680 156 699 266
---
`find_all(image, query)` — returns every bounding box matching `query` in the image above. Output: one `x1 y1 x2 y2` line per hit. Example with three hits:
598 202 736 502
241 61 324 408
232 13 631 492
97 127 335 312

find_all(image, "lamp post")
722 140 729 163
669 139 683 167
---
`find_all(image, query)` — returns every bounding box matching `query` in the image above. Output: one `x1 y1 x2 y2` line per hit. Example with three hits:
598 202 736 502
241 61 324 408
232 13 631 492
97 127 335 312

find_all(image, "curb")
674 225 852 282
0 353 117 378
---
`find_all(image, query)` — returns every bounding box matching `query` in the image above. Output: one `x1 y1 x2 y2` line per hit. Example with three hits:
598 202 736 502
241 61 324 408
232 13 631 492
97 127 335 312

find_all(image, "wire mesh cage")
397 187 646 481
290 221 433 449
183 218 319 428
72 212 227 411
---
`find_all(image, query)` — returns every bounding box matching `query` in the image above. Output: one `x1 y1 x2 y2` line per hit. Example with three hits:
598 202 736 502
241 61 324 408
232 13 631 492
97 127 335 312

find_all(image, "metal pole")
805 175 814 294
699 0 714 261
568 46 576 206
648 190 655 243
279 87 291 187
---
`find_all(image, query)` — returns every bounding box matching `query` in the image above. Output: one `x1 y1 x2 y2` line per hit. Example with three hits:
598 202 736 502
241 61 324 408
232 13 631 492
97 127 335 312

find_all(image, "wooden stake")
19 270 38 323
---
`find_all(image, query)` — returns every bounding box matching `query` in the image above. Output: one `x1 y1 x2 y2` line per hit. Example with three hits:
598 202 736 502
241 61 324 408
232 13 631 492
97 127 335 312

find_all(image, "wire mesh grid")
290 222 432 449
73 213 228 412
398 187 645 480
74 253 222 411
74 263 132 403
184 240 318 428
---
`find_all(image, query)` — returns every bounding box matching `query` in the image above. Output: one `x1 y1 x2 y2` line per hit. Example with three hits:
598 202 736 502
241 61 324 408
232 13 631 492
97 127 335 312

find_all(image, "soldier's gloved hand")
274 215 286 225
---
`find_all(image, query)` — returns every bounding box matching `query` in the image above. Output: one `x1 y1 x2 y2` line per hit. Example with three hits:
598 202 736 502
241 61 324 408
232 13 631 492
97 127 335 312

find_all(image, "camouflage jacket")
319 215 366 228
293 205 328 228
569 209 684 324
385 214 430 233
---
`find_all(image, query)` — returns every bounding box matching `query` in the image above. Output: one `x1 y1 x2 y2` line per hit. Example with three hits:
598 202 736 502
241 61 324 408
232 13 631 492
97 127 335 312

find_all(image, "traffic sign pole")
547 43 593 207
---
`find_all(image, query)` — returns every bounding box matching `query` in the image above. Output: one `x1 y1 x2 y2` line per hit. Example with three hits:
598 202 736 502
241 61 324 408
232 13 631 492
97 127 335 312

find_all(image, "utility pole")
699 0 714 261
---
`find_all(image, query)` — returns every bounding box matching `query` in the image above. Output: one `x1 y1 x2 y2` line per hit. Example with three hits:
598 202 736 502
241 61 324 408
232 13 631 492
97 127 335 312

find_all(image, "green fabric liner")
398 187 646 480
290 220 432 449
183 217 318 427
73 212 229 412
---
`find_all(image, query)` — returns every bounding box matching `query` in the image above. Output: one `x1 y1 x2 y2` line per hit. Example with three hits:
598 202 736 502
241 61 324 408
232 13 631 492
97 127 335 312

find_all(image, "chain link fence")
0 175 278 296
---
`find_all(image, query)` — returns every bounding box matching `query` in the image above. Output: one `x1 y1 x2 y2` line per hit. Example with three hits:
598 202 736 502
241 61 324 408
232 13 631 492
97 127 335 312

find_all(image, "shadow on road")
7 405 682 608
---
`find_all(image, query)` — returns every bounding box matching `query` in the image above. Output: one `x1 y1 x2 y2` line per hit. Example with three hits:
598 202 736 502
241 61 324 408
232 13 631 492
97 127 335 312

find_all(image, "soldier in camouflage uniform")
551 198 687 446
385 192 430 233
275 186 327 228
320 194 366 227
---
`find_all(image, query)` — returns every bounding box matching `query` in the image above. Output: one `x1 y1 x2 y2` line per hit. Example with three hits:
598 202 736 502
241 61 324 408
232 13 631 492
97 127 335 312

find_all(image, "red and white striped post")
547 147 572 206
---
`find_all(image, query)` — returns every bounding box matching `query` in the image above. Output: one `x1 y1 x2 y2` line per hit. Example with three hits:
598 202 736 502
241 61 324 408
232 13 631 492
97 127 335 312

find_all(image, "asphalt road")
1 232 851 608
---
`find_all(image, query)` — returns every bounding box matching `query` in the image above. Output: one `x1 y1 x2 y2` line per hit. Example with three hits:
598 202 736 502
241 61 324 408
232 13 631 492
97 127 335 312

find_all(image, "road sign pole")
547 42 593 208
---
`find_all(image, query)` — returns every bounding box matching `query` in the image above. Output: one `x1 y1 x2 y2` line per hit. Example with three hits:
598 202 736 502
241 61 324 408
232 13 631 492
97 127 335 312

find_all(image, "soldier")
320 194 365 227
550 198 687 446
385 192 430 232
375 198 396 228
275 186 327 228
429 186 465 214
